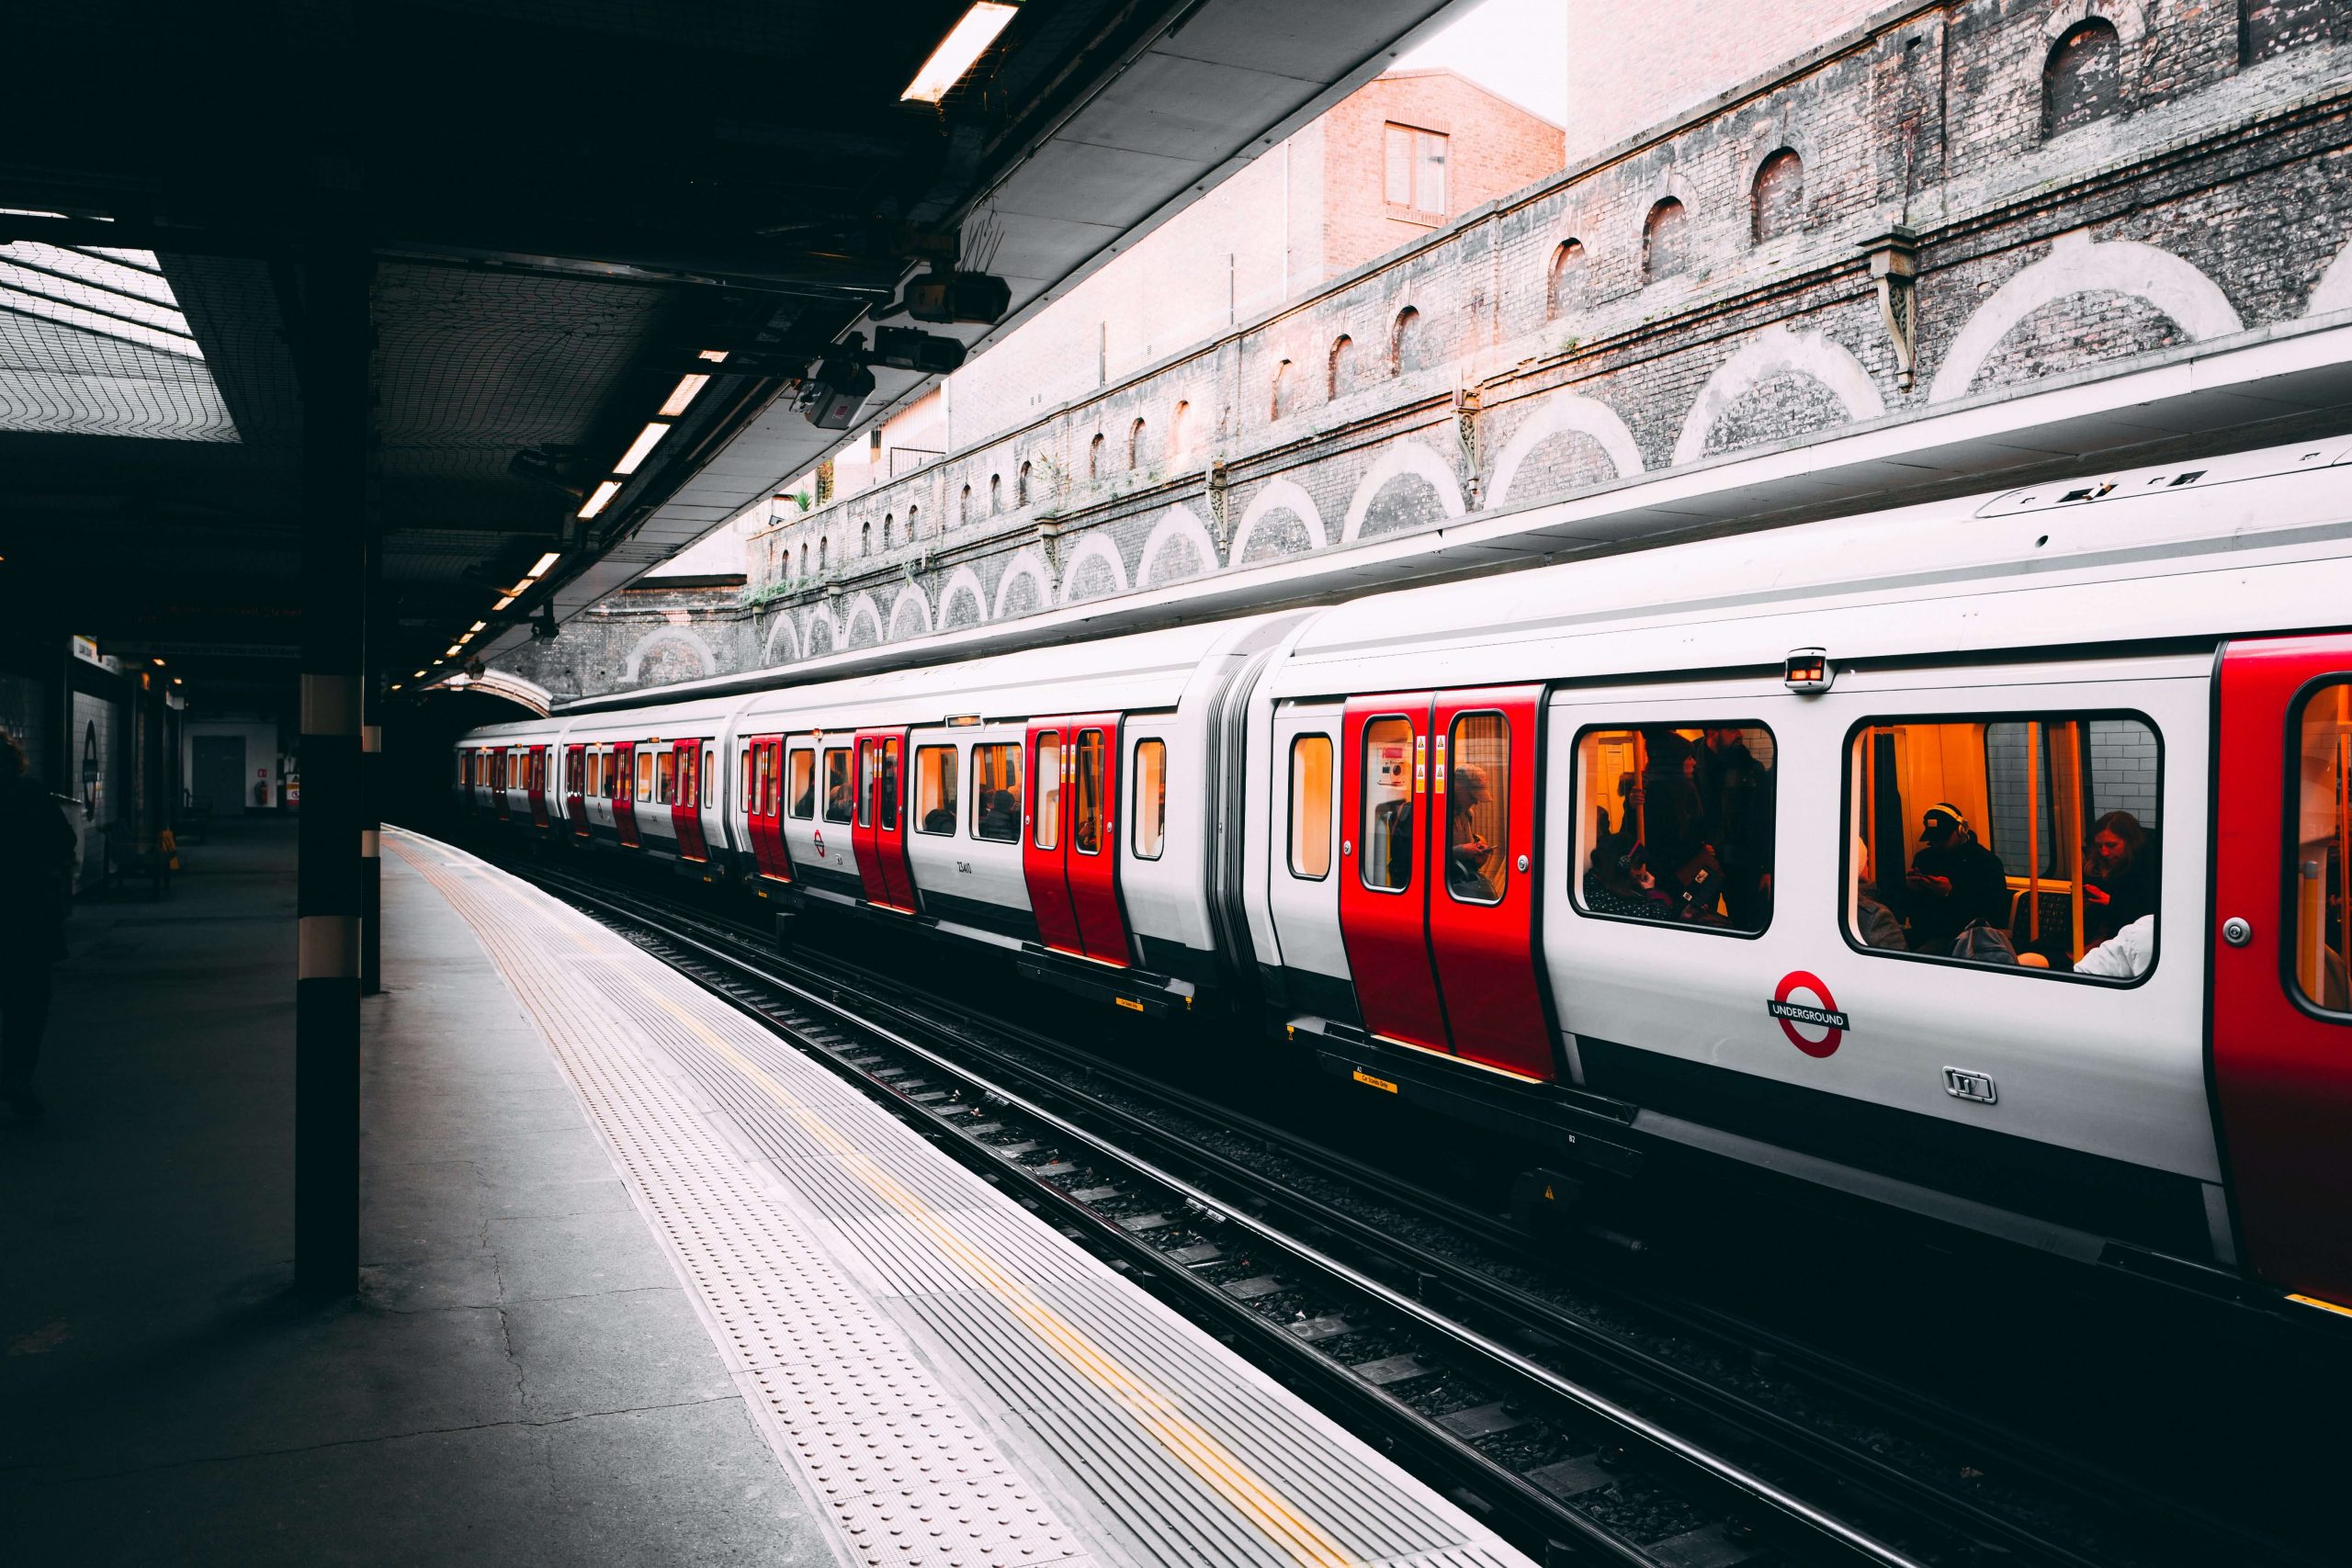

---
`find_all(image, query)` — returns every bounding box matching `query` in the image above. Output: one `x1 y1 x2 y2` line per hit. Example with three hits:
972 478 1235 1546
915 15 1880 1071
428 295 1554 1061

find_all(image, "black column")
295 241 372 1297
359 524 383 998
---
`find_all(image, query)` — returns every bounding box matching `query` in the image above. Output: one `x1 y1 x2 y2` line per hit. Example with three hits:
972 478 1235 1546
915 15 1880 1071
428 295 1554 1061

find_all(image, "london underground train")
457 435 2352 1319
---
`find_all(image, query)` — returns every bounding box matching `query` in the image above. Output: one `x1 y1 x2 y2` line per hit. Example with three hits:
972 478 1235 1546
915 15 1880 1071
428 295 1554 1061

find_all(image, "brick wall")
1317 71 1567 275
1564 0 1889 162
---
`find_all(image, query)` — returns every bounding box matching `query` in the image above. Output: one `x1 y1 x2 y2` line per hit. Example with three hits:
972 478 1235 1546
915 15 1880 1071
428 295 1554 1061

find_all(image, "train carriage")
457 433 2352 1317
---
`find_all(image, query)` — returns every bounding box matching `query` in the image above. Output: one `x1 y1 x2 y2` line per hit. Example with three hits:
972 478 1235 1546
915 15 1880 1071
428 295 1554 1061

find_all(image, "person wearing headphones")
1904 803 2008 954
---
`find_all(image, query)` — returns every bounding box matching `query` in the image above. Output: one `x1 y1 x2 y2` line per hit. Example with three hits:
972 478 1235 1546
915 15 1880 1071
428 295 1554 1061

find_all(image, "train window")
1289 735 1333 879
822 748 853 822
1846 713 2159 979
1361 716 1415 894
701 750 718 811
636 749 653 803
972 743 1022 841
915 745 959 835
1572 723 1775 933
678 748 698 811
1444 713 1508 905
655 750 675 806
2291 682 2350 1013
1035 732 1062 850
1073 729 1105 855
1132 739 1166 860
876 739 901 831
788 748 815 818
742 747 756 813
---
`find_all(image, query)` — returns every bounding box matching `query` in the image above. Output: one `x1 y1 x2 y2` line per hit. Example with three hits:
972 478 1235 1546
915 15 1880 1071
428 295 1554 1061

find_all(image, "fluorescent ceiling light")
493 594 515 611
578 479 622 519
527 551 562 578
413 669 428 679
901 3 1017 104
613 421 671 475
444 644 462 658
468 621 486 633
697 348 729 363
659 374 708 417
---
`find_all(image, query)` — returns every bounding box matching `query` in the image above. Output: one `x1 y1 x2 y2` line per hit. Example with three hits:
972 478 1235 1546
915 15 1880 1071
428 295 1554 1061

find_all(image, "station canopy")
0 0 1458 703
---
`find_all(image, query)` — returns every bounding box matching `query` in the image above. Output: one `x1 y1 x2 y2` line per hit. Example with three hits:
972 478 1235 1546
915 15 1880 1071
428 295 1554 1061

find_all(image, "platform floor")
4 822 1531 1567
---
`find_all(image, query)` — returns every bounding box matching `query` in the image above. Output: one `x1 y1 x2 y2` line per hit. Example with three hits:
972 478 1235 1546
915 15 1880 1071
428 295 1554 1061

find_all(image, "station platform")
3 819 1531 1568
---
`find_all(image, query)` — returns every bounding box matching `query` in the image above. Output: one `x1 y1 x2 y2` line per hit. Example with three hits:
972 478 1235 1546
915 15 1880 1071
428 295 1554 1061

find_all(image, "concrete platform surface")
0 818 827 1566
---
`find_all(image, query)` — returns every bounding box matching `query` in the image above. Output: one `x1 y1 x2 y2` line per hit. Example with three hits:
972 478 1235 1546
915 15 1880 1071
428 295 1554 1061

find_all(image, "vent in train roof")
1973 439 2352 518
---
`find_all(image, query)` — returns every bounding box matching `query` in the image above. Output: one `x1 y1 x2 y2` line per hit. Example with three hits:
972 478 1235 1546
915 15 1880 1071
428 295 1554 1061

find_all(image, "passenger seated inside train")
1849 715 2162 978
792 770 814 817
1572 724 1772 931
1445 761 1499 902
976 789 1019 841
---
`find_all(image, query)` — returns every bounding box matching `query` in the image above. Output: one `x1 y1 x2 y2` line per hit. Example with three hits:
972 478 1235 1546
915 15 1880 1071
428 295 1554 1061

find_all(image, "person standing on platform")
0 729 75 1120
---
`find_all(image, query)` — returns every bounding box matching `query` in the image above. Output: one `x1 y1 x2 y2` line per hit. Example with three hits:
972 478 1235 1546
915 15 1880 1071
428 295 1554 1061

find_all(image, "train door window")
877 739 900 831
1846 713 2160 978
1289 736 1333 878
636 749 653 802
822 748 853 822
1361 716 1415 893
1132 739 1166 860
1072 730 1105 854
1572 723 1775 932
1443 713 1509 905
655 750 675 805
915 745 959 835
533 751 546 792
972 743 1022 841
1035 733 1062 850
787 747 815 818
675 747 695 810
2291 682 2350 1012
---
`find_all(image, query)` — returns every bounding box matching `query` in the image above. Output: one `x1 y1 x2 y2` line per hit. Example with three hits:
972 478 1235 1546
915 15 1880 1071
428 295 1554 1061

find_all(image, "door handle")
2222 916 2253 947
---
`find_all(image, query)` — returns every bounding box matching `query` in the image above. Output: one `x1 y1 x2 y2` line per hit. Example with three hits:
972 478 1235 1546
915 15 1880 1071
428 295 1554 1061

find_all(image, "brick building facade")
498 0 2352 701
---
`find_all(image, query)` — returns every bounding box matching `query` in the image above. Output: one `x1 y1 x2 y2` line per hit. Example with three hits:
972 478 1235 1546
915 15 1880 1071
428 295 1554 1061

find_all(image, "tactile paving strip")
388 833 1531 1568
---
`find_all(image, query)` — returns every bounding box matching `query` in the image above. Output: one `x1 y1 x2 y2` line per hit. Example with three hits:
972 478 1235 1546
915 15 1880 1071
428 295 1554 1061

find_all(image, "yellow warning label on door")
1351 1069 1399 1094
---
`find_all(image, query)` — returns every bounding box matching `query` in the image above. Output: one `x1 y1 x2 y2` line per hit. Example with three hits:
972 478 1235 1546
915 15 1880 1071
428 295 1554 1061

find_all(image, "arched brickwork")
761 613 801 666
1340 441 1466 543
1136 506 1219 588
887 586 933 642
1674 324 1883 465
1929 232 2242 402
1487 394 1644 505
842 595 884 649
1057 534 1129 605
937 567 989 630
992 550 1051 620
623 626 717 684
1229 478 1328 564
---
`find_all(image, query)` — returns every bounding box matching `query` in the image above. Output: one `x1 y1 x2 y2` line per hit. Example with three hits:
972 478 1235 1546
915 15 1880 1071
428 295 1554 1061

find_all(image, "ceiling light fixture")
901 2 1017 103
493 594 515 611
613 421 671 475
527 551 562 578
578 479 622 519
152 656 165 666
697 349 729 363
413 669 428 679
659 374 708 417
444 644 462 658
468 621 487 634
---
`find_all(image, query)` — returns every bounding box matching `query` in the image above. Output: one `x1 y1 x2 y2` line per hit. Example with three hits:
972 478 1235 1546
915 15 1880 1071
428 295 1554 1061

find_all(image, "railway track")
506 858 2313 1568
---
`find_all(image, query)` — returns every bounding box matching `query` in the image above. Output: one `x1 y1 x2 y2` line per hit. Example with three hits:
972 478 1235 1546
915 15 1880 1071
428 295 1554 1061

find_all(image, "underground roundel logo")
1768 971 1849 1058
812 828 825 857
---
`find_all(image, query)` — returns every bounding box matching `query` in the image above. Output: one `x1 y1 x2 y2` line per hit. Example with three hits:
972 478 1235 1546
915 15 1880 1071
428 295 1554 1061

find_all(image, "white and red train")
458 435 2352 1318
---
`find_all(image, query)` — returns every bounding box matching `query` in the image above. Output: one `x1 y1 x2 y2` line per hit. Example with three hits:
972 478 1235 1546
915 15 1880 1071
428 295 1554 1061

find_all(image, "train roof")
1266 434 2352 699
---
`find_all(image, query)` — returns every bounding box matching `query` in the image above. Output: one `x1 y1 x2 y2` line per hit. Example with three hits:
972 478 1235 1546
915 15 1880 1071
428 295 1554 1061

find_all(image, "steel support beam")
294 241 372 1297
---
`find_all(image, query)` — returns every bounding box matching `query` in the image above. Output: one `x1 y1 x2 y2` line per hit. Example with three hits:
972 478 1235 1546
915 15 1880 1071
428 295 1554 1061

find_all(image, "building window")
960 484 972 524
1128 416 1147 470
907 503 918 538
1389 307 1424 375
2244 0 2338 62
989 473 1001 513
819 536 829 572
1017 460 1031 504
861 521 872 556
1643 198 1688 283
1089 433 1104 479
798 542 808 578
884 513 895 549
2043 19 2122 139
1271 359 1293 420
1383 123 1448 218
1546 240 1584 319
1170 400 1188 457
1328 335 1353 398
1751 150 1804 244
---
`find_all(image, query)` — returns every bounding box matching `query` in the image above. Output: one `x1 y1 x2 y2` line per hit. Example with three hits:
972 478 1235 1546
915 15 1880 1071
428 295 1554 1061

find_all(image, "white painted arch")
1057 533 1131 604
1673 323 1884 466
886 584 933 642
842 593 885 649
2307 236 2352 318
622 626 718 683
1487 393 1644 506
1228 477 1328 562
1340 440 1466 543
1928 231 2243 403
1136 505 1220 587
801 604 843 658
936 565 989 628
991 548 1053 621
761 612 801 666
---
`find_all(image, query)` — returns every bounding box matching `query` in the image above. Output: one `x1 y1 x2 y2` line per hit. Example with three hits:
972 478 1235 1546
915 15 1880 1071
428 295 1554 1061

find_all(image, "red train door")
673 739 708 862
1337 694 1447 1050
2213 634 2352 1307
1023 722 1085 955
1065 718 1130 964
744 738 791 881
527 745 549 829
565 744 588 836
614 741 640 848
853 730 915 911
1426 687 1553 1079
